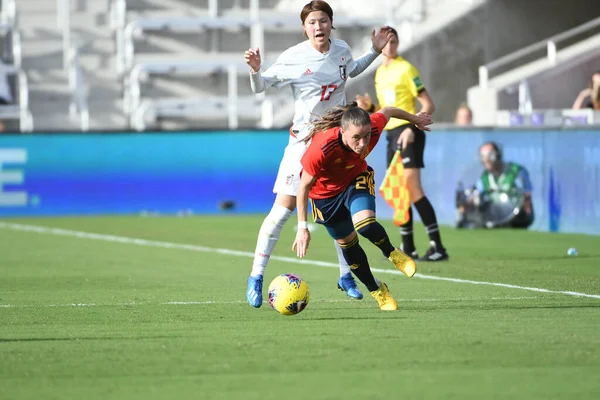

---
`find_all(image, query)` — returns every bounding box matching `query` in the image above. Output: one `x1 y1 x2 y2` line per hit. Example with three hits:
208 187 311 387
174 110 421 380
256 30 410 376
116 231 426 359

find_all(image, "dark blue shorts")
310 167 377 239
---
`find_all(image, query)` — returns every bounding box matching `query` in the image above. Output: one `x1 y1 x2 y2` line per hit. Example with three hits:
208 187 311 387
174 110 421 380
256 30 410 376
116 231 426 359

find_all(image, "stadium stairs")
19 0 488 131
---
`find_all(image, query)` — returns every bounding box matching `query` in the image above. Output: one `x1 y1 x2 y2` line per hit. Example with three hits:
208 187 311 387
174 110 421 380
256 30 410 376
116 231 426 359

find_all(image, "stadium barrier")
0 128 598 235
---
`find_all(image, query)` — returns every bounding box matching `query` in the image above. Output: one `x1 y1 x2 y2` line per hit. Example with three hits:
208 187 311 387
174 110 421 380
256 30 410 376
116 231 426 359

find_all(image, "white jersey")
249 39 379 196
257 39 361 139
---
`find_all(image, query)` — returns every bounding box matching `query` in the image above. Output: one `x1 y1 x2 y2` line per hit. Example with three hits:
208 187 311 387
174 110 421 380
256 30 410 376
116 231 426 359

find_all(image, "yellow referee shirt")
374 56 425 130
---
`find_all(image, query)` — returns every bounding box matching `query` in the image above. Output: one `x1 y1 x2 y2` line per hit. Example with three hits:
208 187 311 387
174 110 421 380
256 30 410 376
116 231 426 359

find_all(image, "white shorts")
272 132 310 196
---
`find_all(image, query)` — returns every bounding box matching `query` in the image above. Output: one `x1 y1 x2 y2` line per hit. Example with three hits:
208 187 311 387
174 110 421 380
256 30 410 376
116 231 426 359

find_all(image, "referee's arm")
416 89 435 115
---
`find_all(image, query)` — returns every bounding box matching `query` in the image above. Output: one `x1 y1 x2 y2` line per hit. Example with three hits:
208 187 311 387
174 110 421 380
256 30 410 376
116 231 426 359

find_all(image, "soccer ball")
267 274 310 316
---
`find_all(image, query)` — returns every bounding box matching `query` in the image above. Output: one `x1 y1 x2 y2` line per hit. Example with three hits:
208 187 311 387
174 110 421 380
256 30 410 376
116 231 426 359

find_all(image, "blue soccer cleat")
246 275 263 308
337 272 364 300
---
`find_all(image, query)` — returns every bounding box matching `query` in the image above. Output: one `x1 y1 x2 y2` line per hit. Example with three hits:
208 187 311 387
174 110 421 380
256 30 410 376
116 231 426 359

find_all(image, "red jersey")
301 112 388 199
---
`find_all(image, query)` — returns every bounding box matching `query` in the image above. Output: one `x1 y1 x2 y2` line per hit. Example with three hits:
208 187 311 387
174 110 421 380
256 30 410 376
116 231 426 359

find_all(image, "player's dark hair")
341 105 371 132
300 0 335 37
388 27 399 39
303 102 370 144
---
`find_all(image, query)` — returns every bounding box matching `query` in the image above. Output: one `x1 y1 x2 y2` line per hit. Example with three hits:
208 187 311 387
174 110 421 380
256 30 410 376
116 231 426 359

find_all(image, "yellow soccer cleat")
370 282 398 311
389 248 417 278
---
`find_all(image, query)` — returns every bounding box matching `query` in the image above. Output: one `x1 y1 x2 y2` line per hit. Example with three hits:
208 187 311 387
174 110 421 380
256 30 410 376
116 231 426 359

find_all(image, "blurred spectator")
572 71 600 110
456 141 534 229
454 103 473 126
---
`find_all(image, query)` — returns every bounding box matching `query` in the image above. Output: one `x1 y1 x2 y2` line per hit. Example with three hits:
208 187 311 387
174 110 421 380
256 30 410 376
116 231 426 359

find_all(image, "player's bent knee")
336 231 358 247
351 209 375 224
354 217 390 248
354 216 378 236
261 204 293 233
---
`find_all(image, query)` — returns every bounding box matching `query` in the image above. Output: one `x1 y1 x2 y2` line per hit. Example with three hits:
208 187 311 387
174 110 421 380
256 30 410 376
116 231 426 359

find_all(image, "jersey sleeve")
256 48 298 90
366 112 389 152
370 112 388 136
515 167 533 192
343 47 357 78
301 141 326 178
348 48 378 78
406 63 425 97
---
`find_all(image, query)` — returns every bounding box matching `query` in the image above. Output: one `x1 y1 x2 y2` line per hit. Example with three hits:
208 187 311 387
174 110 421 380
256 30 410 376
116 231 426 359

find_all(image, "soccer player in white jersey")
244 0 394 308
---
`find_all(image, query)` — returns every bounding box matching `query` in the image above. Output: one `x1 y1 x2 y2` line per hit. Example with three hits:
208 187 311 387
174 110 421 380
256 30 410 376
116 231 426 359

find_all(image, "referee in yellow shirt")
356 27 448 262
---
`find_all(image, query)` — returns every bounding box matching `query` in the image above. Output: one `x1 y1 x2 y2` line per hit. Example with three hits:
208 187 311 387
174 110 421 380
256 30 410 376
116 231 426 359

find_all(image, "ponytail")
303 101 363 144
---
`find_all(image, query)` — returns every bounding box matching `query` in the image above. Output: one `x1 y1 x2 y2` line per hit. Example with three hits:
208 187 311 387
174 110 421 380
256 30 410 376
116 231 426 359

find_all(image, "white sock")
250 204 293 277
333 240 352 277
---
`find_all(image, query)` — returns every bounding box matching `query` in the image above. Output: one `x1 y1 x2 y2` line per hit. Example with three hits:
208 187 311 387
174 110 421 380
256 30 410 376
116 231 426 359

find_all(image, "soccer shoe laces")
341 274 357 289
254 278 263 292
372 285 388 305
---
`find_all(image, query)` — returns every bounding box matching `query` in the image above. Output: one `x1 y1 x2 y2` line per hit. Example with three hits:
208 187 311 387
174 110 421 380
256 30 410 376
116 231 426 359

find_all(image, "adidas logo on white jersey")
304 68 313 75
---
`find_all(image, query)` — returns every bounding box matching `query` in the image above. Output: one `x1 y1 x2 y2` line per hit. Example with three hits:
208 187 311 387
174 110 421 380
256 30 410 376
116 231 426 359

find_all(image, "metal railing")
126 61 246 129
57 0 72 68
68 44 90 131
111 0 388 130
0 0 17 26
16 70 33 131
0 12 32 132
0 65 34 132
110 0 259 75
132 94 266 132
479 16 600 88
57 0 90 131
0 23 21 69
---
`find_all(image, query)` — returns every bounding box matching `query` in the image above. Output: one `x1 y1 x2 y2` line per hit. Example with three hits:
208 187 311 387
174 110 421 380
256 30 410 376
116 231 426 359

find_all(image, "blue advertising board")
0 132 288 216
0 128 598 235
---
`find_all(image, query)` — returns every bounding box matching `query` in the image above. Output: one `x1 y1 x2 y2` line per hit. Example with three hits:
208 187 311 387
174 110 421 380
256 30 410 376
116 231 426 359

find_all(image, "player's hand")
292 228 311 258
414 111 433 131
355 93 372 110
371 26 394 53
397 128 415 150
244 47 262 73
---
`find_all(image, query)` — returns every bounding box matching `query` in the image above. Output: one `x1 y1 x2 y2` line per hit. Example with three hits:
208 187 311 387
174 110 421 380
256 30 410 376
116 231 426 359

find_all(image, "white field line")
0 297 539 309
1 221 599 300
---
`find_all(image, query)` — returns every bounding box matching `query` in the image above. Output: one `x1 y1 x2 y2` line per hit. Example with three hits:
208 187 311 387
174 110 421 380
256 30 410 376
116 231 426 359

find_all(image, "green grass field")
1 215 599 400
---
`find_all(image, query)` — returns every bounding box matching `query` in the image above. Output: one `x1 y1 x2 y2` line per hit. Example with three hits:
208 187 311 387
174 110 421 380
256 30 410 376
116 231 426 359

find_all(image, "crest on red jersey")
339 65 347 81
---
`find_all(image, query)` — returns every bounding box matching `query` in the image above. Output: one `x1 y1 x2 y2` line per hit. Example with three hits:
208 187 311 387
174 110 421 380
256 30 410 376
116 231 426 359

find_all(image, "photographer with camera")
456 142 534 229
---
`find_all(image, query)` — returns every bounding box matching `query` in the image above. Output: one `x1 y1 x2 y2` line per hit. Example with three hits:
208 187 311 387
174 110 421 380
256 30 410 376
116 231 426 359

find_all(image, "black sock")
355 217 395 258
339 236 379 292
400 206 416 252
414 196 443 249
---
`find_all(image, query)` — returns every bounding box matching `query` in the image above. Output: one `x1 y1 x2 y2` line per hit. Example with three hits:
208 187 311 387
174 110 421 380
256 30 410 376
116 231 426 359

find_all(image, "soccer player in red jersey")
292 102 431 310
243 1 394 306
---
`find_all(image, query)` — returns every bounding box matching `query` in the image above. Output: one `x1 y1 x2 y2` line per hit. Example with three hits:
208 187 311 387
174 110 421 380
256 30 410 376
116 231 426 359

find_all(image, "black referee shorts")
385 123 426 169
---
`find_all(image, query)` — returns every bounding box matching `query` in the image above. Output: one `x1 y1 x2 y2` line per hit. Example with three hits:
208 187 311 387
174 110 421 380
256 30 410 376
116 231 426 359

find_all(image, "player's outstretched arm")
245 47 266 93
244 47 261 73
292 171 317 259
349 27 394 78
379 106 433 131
